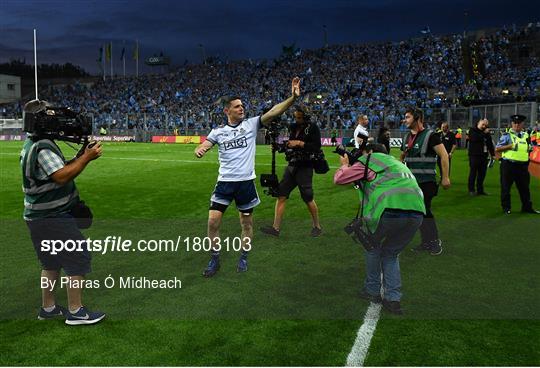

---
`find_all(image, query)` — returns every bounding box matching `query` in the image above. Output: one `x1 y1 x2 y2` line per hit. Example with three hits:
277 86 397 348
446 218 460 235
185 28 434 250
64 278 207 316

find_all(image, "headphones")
406 107 423 122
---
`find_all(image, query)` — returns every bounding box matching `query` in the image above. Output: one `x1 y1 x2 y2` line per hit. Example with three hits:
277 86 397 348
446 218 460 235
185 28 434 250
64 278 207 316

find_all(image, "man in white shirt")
353 114 370 149
195 77 301 277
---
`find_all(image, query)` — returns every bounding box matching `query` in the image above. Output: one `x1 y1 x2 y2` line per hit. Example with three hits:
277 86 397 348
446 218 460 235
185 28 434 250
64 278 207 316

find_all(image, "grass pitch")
0 141 538 365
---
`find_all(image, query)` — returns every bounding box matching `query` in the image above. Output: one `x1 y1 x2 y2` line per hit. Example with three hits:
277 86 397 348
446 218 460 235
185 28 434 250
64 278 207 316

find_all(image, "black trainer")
521 208 540 214
429 239 443 256
311 227 322 237
260 225 280 237
382 299 403 315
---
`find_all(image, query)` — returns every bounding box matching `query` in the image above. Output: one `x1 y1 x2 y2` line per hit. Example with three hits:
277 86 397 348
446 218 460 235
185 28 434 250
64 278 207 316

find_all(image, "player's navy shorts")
26 213 91 276
210 180 260 213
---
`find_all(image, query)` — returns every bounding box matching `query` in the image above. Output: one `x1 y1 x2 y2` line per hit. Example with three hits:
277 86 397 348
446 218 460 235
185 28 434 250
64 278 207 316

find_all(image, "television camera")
23 100 96 154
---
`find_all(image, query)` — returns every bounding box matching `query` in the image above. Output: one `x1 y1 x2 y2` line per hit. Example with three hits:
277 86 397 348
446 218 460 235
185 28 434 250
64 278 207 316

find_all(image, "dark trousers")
468 155 488 193
500 160 533 211
418 181 439 244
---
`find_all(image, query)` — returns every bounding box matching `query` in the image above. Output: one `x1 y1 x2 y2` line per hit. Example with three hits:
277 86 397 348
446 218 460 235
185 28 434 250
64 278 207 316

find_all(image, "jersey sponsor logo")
223 136 248 150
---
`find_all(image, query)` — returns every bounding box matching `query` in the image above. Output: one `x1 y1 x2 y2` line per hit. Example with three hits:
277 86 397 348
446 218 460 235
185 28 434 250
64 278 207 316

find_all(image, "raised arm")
261 77 300 126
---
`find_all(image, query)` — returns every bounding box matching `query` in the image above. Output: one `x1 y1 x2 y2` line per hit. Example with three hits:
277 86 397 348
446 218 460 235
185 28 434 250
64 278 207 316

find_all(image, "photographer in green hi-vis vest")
334 143 425 315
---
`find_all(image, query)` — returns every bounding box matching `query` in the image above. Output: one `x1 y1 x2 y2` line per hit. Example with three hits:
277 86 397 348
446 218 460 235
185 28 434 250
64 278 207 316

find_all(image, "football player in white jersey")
195 77 301 277
353 114 370 149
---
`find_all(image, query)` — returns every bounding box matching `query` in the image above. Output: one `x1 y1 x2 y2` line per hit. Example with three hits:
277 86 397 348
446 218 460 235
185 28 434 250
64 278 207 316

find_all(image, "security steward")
400 107 450 255
495 114 539 214
260 106 323 237
467 118 495 196
438 122 456 176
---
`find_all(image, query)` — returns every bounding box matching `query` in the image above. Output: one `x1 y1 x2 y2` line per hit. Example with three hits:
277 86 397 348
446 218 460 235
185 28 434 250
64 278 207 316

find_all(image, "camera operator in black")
260 106 323 237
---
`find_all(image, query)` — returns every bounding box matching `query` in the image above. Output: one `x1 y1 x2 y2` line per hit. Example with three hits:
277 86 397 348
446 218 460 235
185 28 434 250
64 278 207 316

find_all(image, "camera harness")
353 153 372 222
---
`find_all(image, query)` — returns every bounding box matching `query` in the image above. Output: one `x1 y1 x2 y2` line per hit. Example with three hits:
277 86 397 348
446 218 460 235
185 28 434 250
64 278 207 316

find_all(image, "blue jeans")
364 210 423 301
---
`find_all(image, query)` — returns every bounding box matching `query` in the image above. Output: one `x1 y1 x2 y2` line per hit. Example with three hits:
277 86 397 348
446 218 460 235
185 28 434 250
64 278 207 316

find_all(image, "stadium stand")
1 24 538 134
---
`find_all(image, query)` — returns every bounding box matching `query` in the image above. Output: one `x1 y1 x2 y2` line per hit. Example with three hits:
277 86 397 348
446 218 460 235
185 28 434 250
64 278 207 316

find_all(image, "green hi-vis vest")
502 131 530 162
401 129 437 183
357 153 426 233
20 138 79 220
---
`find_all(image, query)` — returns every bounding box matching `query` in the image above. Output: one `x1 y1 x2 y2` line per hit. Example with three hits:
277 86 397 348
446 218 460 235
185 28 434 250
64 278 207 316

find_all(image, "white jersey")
206 116 260 182
353 124 369 149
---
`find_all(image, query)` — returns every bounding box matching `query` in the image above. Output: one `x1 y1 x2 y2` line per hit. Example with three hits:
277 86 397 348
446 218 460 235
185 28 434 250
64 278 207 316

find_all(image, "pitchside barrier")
0 134 135 142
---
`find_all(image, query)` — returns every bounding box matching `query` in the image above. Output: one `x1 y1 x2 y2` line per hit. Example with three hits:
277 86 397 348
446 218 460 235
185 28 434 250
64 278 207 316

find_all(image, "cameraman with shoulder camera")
334 143 425 315
21 100 105 325
260 106 323 237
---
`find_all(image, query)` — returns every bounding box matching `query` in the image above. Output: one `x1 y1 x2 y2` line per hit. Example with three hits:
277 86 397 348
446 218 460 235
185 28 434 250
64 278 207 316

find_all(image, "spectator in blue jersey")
194 77 301 277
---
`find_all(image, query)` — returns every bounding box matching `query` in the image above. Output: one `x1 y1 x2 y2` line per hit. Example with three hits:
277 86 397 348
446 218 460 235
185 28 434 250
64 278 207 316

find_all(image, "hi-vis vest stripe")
402 129 437 183
21 138 78 220
501 131 529 162
24 190 79 210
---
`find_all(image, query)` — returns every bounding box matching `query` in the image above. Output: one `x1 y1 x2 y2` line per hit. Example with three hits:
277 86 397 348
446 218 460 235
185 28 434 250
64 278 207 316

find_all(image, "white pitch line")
0 152 341 168
345 302 382 367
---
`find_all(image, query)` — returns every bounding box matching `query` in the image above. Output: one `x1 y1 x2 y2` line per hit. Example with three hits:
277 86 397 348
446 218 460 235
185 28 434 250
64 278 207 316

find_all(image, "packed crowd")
2 24 538 131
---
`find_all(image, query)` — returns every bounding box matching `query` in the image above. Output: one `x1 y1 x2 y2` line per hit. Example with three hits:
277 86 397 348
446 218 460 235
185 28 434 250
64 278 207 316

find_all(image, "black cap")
366 143 388 154
510 114 526 123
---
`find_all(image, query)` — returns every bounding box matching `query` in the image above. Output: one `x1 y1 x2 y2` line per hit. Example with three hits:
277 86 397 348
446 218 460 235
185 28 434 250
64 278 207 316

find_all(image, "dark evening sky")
1 0 537 75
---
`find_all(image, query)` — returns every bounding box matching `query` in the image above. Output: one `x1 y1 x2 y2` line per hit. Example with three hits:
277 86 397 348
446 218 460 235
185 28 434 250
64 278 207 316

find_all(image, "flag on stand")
133 42 139 61
105 43 112 61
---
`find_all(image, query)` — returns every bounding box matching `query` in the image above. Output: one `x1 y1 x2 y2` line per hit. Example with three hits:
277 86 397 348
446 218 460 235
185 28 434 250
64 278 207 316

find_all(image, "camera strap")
355 153 371 220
